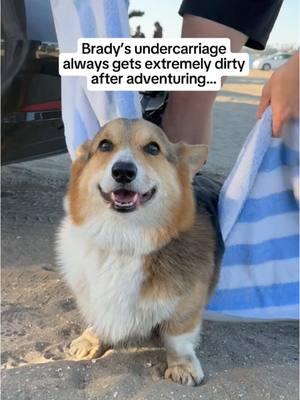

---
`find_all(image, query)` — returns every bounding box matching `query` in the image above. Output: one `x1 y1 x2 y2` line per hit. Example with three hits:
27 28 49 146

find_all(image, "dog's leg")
69 327 109 360
163 324 204 386
161 302 205 386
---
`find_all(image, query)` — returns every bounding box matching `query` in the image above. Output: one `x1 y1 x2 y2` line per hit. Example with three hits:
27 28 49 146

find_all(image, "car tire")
262 63 271 71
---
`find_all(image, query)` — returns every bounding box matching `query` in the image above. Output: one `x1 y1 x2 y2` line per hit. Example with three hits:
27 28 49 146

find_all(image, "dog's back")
193 173 224 294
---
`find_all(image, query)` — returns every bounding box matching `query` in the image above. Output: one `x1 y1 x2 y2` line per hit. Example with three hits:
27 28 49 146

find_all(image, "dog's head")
66 118 208 254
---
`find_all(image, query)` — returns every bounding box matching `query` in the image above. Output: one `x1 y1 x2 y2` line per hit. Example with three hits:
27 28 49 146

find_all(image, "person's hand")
257 53 299 137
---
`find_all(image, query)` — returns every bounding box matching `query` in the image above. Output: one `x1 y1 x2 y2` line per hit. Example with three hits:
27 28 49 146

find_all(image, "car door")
270 55 283 69
279 54 292 68
1 0 65 165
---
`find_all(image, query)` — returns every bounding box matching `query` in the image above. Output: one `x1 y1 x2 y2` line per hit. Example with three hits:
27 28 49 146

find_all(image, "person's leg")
161 15 247 145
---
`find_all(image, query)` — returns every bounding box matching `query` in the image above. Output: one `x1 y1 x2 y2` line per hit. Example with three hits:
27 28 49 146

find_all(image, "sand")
1 70 299 399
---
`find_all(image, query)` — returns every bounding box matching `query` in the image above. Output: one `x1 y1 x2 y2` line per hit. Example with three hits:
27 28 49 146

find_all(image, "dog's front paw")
165 362 204 386
68 328 108 360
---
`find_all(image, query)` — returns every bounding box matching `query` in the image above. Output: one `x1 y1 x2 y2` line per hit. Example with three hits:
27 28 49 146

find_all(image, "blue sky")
129 0 299 47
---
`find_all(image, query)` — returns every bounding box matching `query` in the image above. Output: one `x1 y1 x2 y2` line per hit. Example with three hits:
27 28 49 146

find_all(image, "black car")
1 0 167 165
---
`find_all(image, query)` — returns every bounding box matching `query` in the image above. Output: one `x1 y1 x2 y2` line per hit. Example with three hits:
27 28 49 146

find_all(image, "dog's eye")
99 139 113 152
144 142 160 156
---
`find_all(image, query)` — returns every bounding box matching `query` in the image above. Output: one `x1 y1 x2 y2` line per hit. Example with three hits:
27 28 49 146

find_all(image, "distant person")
153 21 163 38
132 25 145 38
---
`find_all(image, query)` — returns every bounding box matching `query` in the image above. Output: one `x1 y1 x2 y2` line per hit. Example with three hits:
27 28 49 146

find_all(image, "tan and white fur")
57 118 220 386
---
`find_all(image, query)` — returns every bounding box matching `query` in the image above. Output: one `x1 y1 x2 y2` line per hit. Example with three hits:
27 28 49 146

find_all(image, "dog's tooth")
111 192 116 202
133 193 139 203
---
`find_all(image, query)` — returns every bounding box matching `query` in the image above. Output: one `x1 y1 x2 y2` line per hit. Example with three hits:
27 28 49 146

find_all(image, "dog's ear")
70 140 92 180
177 142 208 177
75 140 92 162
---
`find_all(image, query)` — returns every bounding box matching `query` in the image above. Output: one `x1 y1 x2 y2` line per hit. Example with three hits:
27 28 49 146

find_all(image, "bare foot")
68 328 108 360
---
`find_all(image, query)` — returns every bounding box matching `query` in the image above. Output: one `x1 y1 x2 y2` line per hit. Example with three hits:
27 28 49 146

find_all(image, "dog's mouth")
98 186 156 212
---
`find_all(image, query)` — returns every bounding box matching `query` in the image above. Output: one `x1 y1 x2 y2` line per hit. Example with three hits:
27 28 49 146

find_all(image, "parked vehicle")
252 52 293 71
1 0 167 165
1 0 64 165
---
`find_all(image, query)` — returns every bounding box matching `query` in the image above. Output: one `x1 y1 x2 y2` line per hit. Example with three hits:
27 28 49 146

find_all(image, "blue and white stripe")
207 108 299 320
50 0 141 159
50 2 299 321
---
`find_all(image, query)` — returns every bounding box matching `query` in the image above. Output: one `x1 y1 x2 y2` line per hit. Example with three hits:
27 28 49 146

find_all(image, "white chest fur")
57 219 176 344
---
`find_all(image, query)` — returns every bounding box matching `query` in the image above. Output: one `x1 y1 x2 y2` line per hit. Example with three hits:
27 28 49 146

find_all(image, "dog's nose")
112 161 137 183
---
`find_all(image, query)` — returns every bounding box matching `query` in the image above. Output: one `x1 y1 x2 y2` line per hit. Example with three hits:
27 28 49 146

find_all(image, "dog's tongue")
112 189 138 204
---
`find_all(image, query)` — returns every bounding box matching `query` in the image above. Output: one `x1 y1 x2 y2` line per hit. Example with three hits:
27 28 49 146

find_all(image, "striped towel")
50 0 141 159
206 108 299 321
51 2 299 321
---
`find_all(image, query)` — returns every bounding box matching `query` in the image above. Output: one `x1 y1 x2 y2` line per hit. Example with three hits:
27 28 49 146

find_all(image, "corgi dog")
57 118 223 386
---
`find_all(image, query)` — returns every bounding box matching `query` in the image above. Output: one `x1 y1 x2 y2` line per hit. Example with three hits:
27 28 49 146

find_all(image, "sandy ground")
1 70 299 400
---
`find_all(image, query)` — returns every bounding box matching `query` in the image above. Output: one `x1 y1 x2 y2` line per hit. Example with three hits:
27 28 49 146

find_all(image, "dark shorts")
179 0 283 50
